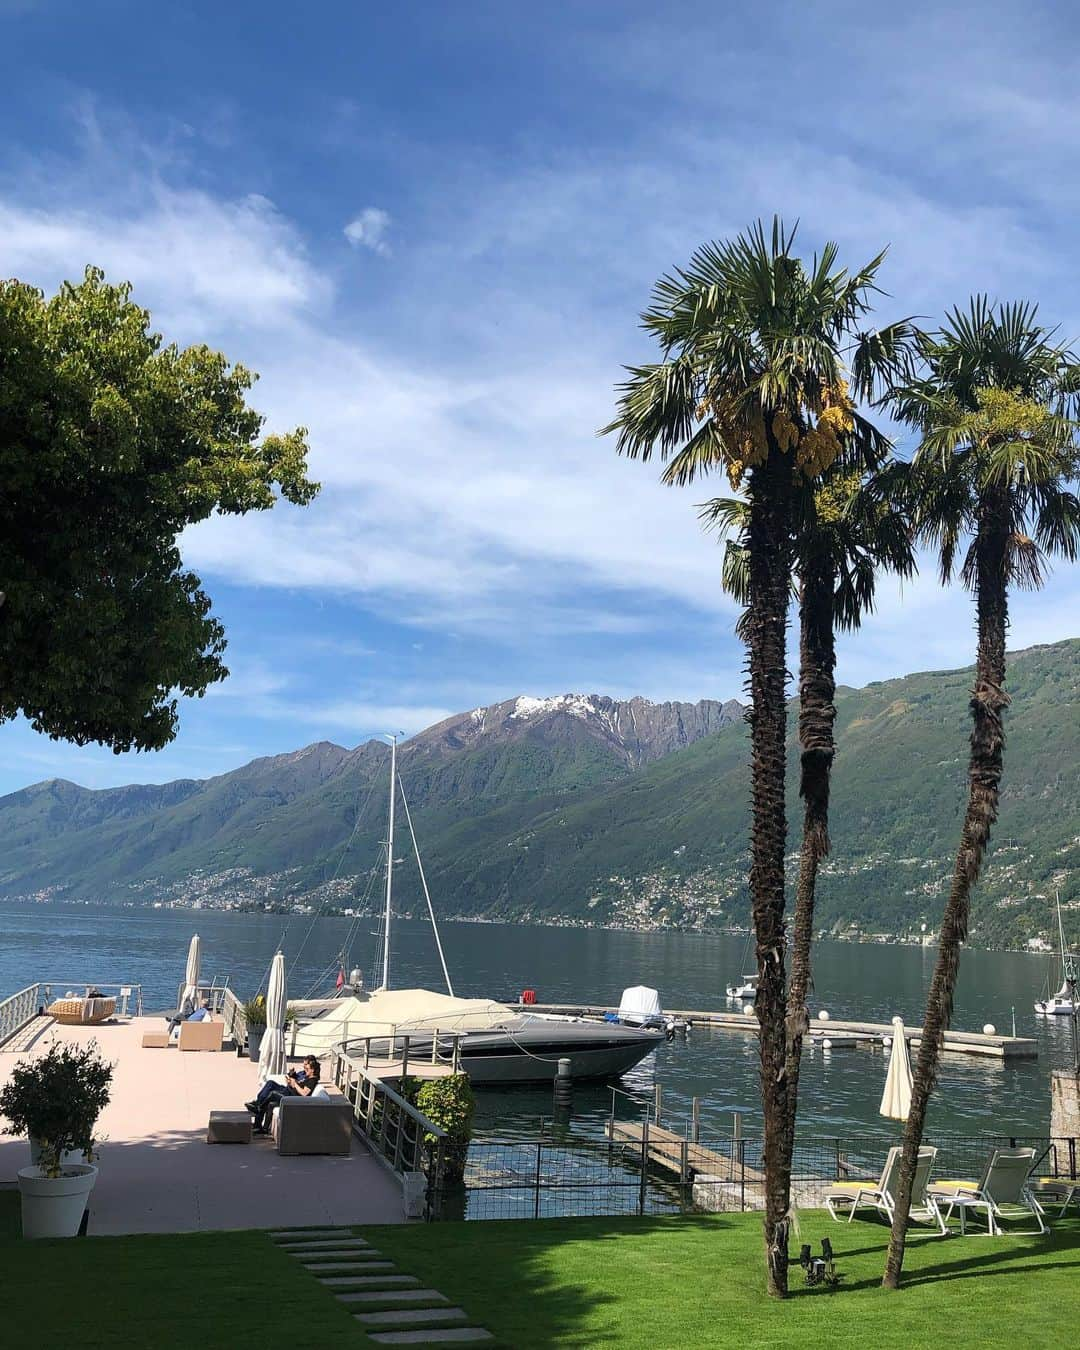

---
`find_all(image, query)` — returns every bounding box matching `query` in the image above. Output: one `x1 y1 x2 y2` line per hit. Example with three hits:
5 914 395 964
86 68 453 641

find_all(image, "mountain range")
1 643 1078 949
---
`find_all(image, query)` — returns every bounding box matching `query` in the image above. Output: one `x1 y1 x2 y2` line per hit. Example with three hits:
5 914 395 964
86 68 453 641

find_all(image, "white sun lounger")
930 1148 1048 1236
825 1145 945 1234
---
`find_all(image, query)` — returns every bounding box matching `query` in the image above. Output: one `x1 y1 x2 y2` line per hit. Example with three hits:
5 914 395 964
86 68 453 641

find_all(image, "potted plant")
244 996 267 1061
0 1040 113 1238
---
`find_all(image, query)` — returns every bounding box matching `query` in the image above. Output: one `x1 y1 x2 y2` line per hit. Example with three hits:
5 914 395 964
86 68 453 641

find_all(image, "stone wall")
1050 1068 1080 1141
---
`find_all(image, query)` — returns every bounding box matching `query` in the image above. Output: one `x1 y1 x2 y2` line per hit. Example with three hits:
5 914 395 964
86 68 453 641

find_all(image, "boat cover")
618 986 663 1020
290 988 514 1054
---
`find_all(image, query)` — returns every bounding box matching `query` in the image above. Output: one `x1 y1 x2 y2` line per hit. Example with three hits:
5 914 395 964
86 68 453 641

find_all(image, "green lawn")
0 1190 368 1349
368 1211 1080 1349
1 1189 1076 1349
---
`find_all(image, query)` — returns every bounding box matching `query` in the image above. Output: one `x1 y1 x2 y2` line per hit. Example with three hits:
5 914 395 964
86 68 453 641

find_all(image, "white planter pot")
17 1164 98 1239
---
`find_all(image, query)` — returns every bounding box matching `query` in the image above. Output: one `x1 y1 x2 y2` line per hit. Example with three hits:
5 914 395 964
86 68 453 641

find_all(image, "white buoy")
883 1035 892 1049
982 1023 996 1036
818 1010 830 1021
822 1038 833 1050
742 1003 754 1016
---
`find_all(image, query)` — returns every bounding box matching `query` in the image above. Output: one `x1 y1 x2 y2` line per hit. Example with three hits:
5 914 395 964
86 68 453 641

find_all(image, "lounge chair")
47 995 117 1025
1028 1176 1080 1218
930 1148 1048 1236
825 1145 945 1233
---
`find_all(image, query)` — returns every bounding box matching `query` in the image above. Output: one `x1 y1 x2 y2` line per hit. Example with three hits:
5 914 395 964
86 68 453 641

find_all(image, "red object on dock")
521 989 537 1005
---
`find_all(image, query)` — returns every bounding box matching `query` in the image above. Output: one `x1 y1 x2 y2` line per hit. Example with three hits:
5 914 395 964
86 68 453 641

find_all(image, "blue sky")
3 0 1080 793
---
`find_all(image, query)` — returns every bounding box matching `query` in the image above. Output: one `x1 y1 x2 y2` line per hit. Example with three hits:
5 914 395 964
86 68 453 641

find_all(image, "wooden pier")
606 1119 763 1185
532 1004 1038 1062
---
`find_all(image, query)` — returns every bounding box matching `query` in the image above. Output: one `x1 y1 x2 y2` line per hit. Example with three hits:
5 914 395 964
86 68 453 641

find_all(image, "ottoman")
207 1110 252 1144
141 1032 171 1048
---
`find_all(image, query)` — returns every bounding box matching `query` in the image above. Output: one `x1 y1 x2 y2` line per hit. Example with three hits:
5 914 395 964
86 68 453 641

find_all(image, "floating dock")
531 1005 1037 1062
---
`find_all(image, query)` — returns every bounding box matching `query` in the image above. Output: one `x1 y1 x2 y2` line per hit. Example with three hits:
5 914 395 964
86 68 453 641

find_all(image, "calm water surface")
1 903 1074 1142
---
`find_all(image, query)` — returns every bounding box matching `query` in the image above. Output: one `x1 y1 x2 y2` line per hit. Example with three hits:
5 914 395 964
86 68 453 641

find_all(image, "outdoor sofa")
271 1085 353 1155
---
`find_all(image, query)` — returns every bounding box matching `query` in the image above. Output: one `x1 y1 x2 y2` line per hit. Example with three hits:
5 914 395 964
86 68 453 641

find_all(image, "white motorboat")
1034 893 1078 1016
291 734 663 1083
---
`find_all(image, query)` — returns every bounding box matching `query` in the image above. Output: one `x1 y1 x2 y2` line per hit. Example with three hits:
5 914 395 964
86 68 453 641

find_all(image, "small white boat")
1034 893 1078 1016
726 975 757 1001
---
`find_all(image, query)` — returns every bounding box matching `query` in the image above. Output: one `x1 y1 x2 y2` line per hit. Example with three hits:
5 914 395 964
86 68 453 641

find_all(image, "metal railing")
39 982 143 1016
429 1131 1080 1222
0 984 41 1048
175 978 231 1016
1 980 145 1050
219 987 248 1049
336 1030 464 1077
332 1047 449 1215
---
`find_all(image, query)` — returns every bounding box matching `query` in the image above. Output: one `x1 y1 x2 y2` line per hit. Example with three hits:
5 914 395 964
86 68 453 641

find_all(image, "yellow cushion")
827 1181 873 1194
933 1180 977 1192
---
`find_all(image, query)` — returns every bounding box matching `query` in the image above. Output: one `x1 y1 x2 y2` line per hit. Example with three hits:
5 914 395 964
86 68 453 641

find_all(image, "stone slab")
325 1275 421 1288
279 1238 370 1250
337 1289 447 1304
357 1308 468 1326
294 1248 379 1260
317 1263 396 1277
303 1255 383 1270
368 1330 493 1345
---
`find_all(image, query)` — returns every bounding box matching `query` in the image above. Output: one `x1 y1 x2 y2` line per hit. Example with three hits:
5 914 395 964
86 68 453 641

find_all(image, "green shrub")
402 1073 475 1187
243 996 267 1028
0 1040 113 1176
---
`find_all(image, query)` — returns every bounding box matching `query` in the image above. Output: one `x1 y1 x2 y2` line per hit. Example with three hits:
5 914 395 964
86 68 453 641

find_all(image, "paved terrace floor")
0 1016 404 1235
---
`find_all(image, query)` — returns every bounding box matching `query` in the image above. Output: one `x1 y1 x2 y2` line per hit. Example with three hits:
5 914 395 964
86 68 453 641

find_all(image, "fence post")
680 1139 689 1210
739 1138 746 1212
1070 1137 1077 1181
692 1096 701 1144
534 1139 543 1219
639 1121 650 1215
432 1027 439 1064
401 1035 410 1079
654 1084 662 1127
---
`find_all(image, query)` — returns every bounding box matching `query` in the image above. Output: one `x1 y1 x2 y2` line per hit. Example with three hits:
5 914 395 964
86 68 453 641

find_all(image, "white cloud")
344 207 392 256
0 188 328 336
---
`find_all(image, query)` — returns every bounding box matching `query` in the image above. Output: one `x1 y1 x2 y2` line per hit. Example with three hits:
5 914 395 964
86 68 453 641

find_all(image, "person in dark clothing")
245 1056 321 1134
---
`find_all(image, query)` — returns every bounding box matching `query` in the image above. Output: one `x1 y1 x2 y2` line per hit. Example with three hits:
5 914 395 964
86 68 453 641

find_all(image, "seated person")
169 997 210 1040
246 1056 322 1134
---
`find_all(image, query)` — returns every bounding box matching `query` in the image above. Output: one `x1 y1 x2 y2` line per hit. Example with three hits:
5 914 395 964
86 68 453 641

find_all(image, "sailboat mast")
381 734 397 990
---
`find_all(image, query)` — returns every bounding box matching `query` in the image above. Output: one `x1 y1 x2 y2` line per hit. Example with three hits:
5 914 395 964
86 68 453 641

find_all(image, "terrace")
0 1013 404 1234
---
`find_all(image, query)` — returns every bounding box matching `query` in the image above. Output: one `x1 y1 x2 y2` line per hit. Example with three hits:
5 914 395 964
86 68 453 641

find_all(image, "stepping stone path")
270 1226 493 1346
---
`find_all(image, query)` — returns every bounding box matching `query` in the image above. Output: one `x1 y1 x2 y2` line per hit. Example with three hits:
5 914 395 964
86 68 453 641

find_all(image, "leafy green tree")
603 219 904 1296
0 267 317 752
882 299 1080 1287
705 464 914 1152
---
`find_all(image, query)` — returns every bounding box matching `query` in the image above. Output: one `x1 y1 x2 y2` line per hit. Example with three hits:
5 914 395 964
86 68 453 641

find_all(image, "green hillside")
1 640 1078 949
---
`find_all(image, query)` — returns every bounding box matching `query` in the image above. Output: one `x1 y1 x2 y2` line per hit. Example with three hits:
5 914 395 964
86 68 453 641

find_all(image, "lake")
1 903 1074 1143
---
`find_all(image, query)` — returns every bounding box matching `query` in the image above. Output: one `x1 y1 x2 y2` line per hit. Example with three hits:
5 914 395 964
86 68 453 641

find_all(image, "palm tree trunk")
783 561 836 1133
883 489 1010 1288
746 448 794 1298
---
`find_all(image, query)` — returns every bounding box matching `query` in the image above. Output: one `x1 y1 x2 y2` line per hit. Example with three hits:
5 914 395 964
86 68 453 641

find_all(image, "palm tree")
882 299 1080 1288
705 467 915 1144
603 218 905 1296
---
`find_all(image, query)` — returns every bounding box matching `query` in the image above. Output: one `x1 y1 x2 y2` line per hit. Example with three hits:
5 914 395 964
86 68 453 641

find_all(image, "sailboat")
1034 893 1078 1016
291 735 664 1083
726 930 757 1001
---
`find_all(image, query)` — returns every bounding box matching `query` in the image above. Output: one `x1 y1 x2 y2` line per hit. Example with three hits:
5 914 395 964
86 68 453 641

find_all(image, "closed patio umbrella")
258 951 287 1085
880 1015 913 1120
182 934 201 1008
